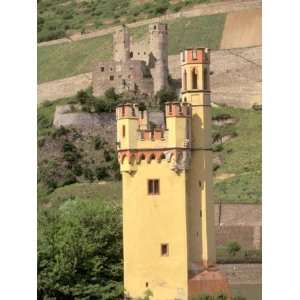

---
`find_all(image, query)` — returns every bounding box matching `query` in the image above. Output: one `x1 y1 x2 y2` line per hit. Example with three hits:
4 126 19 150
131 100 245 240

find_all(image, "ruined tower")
149 23 169 94
113 24 130 62
117 49 229 300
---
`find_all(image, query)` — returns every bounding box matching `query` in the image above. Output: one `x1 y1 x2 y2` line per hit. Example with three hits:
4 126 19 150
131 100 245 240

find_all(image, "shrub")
189 293 228 300
104 149 113 162
105 87 119 101
76 87 94 105
252 103 262 111
94 136 105 150
72 164 83 176
63 141 77 153
38 28 65 42
38 137 45 148
51 126 69 138
62 170 77 186
156 88 177 110
83 167 94 182
212 113 232 121
95 166 109 180
212 144 224 152
227 241 241 256
95 97 108 113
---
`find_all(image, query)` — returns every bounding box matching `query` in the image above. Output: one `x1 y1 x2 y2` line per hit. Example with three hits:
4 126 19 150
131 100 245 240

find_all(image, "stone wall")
215 225 261 249
92 60 153 96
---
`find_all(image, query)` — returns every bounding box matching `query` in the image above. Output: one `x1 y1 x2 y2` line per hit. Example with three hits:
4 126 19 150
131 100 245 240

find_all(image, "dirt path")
38 0 261 47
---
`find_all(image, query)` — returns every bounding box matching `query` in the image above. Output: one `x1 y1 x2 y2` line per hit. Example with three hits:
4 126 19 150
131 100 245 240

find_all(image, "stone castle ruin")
92 23 169 97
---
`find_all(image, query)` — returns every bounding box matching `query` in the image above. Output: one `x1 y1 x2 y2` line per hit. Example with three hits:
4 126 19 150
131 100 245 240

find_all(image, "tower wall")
149 23 169 94
117 102 191 299
181 48 216 271
113 25 130 62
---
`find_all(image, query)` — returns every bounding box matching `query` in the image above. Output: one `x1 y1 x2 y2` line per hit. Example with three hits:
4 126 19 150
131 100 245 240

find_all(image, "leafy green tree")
38 200 123 300
155 88 177 111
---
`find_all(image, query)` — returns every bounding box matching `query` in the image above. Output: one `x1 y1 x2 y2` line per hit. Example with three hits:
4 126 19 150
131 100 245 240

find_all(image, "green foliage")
95 166 109 180
189 293 227 300
83 167 95 182
167 13 226 54
38 34 113 83
38 13 224 83
136 289 154 300
94 136 106 150
38 199 123 299
212 144 224 152
51 125 69 138
212 106 261 203
227 241 241 256
155 87 177 110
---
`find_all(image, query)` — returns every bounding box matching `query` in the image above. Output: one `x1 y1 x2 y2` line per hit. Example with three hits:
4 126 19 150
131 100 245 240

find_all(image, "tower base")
188 267 231 299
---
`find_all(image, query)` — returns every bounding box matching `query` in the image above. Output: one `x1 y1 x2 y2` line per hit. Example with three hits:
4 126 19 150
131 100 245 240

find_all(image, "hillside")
37 0 214 42
38 13 225 83
38 94 261 206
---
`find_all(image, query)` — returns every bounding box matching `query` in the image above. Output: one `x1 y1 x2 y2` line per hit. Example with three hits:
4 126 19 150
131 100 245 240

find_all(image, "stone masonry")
92 23 169 97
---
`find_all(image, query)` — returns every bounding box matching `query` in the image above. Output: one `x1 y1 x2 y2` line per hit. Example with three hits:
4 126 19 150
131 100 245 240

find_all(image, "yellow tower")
116 48 228 300
181 48 216 270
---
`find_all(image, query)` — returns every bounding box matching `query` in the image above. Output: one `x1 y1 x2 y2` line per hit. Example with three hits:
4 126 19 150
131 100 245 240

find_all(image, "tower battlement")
116 101 192 173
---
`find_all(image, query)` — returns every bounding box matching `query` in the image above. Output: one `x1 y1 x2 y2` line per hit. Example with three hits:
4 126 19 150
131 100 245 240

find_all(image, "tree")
155 88 177 111
38 200 123 299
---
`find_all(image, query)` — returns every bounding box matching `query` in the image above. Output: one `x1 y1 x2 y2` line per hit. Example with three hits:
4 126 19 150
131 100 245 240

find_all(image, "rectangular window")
148 179 160 195
101 67 104 72
122 125 126 138
161 244 169 256
109 75 114 81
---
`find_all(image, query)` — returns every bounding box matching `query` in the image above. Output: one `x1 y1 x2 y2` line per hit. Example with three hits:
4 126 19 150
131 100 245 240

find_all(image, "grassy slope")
37 0 211 42
38 13 225 83
38 101 261 205
38 34 112 83
213 106 262 203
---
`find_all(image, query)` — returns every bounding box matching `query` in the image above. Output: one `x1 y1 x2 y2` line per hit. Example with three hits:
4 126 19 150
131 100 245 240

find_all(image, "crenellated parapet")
116 101 192 173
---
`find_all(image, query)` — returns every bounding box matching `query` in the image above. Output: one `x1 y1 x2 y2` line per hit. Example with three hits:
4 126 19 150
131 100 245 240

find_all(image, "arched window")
192 68 198 89
183 70 187 90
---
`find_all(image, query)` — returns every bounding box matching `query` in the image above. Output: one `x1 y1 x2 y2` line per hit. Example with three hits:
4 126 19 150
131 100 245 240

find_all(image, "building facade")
116 48 224 300
93 23 169 97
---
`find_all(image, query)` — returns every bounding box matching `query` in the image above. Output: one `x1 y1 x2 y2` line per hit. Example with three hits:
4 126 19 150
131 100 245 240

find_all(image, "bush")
62 141 81 164
72 164 83 176
38 28 65 42
62 170 77 186
104 149 113 162
94 136 105 150
212 144 224 152
105 87 119 101
189 293 228 300
51 126 69 138
95 97 108 113
95 166 109 180
83 167 94 182
38 137 45 148
156 88 177 110
38 200 123 299
227 241 241 256
76 87 95 105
